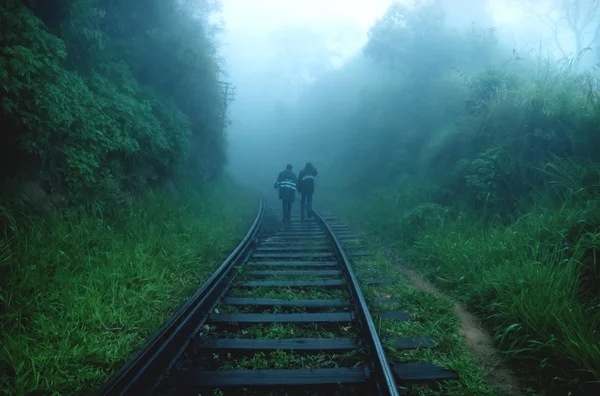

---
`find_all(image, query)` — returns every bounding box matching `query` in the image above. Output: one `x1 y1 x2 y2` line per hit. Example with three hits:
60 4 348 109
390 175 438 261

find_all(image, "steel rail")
96 197 264 396
314 210 400 396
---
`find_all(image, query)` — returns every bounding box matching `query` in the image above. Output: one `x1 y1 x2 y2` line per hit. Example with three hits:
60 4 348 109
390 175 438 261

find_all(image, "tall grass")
340 175 600 394
329 59 600 393
0 178 255 395
417 201 600 390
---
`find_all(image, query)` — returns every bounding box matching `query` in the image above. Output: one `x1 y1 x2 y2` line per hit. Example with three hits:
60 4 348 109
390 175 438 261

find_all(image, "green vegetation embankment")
290 2 600 394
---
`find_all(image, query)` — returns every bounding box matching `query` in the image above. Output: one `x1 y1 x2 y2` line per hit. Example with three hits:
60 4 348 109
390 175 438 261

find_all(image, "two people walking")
274 162 318 222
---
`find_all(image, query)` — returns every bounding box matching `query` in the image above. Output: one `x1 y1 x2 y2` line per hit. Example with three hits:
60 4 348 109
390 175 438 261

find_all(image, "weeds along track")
98 198 458 396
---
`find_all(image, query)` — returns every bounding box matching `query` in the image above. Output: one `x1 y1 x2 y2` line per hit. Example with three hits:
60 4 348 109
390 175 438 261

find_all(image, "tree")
1 0 228 198
513 0 600 65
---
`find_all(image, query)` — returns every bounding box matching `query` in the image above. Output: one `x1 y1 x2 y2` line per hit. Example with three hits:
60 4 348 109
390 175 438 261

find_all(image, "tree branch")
515 0 595 56
585 20 600 48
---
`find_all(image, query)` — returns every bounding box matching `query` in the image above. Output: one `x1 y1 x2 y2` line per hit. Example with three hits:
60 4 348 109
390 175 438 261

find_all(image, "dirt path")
398 265 524 396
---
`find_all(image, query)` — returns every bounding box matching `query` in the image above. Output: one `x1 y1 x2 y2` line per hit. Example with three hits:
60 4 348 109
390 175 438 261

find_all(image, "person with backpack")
274 164 297 222
297 162 318 220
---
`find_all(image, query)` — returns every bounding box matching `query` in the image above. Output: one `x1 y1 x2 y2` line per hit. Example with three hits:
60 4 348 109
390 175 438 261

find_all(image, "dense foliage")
287 1 600 394
0 0 227 201
0 1 258 394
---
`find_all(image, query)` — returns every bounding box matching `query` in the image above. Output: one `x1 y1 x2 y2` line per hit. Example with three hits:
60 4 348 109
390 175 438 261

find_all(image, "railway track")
98 198 458 395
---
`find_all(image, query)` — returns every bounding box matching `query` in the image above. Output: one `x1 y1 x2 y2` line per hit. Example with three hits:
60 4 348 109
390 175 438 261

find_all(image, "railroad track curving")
98 198 458 396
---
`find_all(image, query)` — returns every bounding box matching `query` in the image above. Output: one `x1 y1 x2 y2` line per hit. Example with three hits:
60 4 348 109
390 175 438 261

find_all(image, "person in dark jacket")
274 164 297 222
297 162 318 219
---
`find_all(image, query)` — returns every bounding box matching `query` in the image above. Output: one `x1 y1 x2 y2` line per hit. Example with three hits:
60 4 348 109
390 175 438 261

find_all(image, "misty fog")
217 0 599 194
3 1 600 394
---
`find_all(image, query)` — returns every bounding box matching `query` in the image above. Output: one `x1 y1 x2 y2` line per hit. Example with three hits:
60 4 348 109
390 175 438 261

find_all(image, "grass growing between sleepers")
198 256 364 373
216 349 364 371
0 179 256 395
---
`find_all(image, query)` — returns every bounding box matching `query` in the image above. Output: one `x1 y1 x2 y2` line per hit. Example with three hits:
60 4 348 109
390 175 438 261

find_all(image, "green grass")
209 321 357 340
204 273 357 371
193 249 366 385
171 216 495 394
407 210 600 392
216 348 364 370
340 245 496 395
335 188 600 395
0 178 256 395
214 218 496 393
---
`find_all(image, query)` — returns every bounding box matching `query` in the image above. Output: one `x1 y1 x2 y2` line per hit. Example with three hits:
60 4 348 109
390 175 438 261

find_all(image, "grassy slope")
332 189 600 395
0 178 256 395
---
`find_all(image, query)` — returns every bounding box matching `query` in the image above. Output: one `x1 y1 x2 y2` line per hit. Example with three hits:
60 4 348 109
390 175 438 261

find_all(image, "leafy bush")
0 0 227 199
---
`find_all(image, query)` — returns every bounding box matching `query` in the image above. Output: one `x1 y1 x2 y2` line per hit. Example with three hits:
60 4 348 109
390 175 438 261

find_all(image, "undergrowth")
307 20 600 392
0 178 256 395
336 179 600 394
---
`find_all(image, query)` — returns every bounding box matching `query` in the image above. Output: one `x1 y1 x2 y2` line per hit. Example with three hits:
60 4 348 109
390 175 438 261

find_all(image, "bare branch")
517 1 568 55
580 0 599 30
516 0 600 57
585 21 600 48
552 24 569 56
